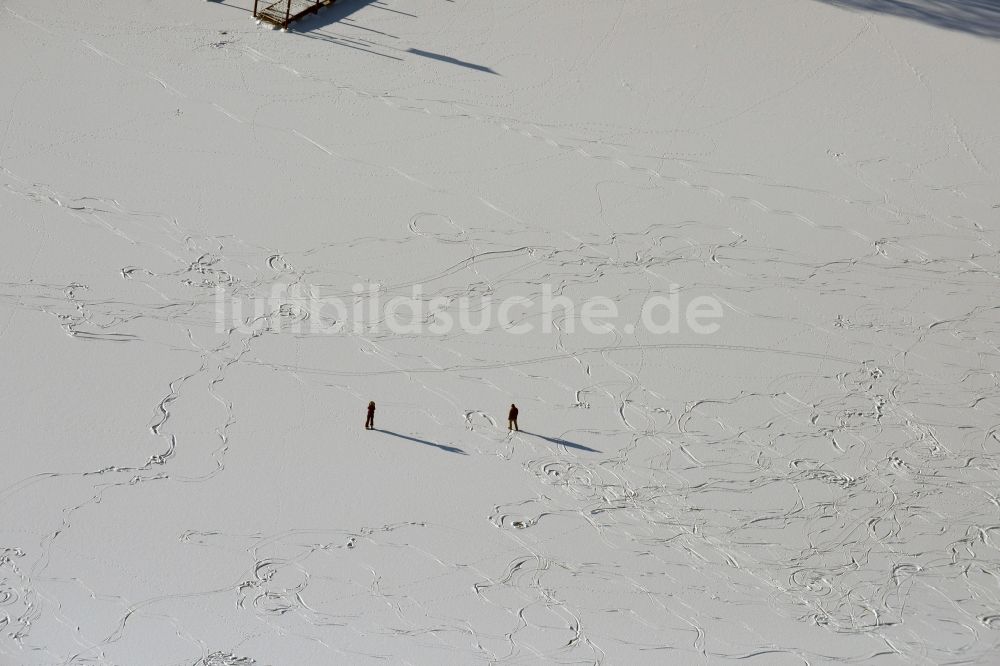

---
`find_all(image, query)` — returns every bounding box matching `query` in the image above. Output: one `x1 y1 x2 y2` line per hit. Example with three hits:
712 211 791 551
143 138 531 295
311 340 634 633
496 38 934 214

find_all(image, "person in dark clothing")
365 401 376 430
508 403 519 431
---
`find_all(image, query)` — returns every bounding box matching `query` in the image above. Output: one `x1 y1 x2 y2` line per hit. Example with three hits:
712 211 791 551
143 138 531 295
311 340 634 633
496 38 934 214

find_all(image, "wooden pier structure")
253 0 337 30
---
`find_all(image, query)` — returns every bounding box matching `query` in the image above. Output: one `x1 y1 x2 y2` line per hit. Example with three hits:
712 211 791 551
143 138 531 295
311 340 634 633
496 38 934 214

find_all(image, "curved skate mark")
728 195 818 228
374 246 532 293
269 302 310 332
697 21 870 132
266 253 295 273
147 73 186 98
890 563 921 585
80 40 126 66
4 7 54 34
183 253 234 288
408 212 467 242
490 513 537 530
200 652 257 666
146 435 176 467
291 130 343 160
981 615 1000 630
464 410 497 430
69 331 139 342
151 383 182 436
250 342 859 378
789 459 859 489
543 464 564 480
211 103 244 123
390 166 435 190
120 266 154 280
527 458 594 489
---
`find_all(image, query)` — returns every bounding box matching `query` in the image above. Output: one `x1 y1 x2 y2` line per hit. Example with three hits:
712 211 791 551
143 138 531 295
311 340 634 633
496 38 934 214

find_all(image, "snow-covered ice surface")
2 0 1000 664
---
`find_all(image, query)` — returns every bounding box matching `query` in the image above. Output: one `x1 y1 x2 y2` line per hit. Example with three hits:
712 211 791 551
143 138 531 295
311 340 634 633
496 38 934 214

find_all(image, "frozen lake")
2 0 999 663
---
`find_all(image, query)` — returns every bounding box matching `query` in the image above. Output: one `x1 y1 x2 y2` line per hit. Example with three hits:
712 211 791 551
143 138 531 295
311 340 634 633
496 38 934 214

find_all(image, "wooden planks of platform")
253 0 337 30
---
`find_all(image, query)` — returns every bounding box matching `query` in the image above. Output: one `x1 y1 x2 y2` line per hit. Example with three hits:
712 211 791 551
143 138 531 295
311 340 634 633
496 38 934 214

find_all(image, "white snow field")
2 0 1000 663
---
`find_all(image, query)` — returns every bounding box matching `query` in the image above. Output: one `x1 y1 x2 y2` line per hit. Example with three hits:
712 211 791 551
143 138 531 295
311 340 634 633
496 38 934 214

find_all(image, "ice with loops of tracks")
2 0 1000 664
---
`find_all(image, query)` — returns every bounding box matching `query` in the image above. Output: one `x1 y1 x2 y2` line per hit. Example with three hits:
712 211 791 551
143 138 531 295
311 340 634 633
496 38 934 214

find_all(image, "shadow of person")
374 429 467 455
520 431 601 453
406 48 499 75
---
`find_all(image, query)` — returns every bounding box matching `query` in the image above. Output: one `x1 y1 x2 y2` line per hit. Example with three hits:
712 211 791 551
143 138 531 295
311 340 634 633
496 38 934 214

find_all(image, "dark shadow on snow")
264 0 380 31
263 0 495 70
207 0 251 12
281 0 404 59
374 429 467 455
406 48 499 75
816 0 1000 39
520 431 601 453
287 0 382 30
